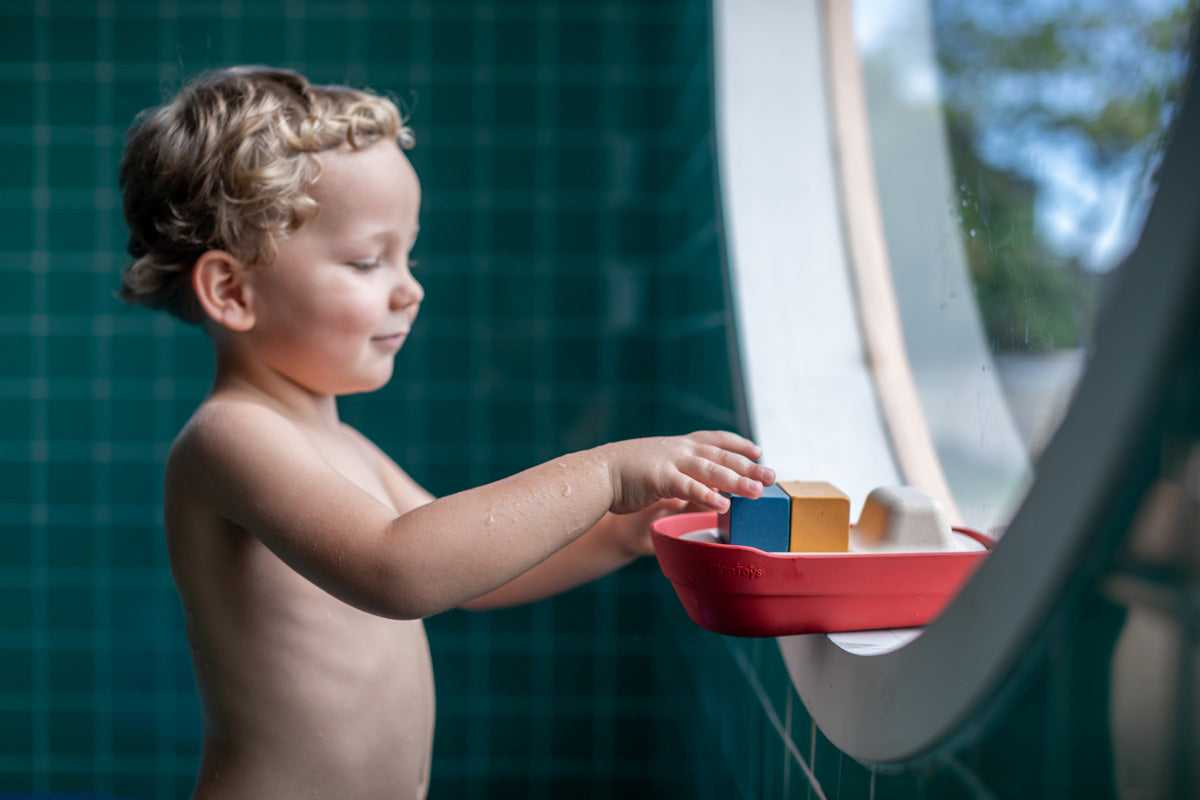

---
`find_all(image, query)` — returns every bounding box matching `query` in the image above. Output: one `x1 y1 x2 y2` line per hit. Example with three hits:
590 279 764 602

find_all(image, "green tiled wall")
0 0 723 797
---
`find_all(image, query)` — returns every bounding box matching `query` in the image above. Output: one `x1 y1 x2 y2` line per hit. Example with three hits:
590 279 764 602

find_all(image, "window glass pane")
853 0 1197 531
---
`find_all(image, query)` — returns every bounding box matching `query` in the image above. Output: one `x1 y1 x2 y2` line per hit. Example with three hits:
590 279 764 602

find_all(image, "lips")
372 331 408 348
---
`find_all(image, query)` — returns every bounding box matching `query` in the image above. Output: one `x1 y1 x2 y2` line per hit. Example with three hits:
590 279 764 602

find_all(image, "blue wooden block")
718 483 790 552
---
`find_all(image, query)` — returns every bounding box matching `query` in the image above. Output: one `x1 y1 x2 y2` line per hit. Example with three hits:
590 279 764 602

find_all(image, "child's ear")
193 250 256 331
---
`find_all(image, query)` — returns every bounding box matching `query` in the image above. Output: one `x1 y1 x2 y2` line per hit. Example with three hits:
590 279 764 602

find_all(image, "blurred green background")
0 1 741 796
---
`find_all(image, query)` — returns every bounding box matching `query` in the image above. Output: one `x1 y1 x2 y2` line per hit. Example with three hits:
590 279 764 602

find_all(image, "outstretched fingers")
675 475 731 512
663 436 775 512
601 430 773 515
689 430 764 462
696 444 774 493
681 454 760 503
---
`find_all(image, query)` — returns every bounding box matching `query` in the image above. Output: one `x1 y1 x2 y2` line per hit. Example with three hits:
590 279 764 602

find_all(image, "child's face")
244 139 423 396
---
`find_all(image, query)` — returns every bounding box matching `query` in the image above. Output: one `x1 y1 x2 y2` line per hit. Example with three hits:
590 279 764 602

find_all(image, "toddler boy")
119 66 773 799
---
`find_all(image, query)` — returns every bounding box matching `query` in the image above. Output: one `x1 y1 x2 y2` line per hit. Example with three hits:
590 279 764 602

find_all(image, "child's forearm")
456 512 640 611
375 447 621 618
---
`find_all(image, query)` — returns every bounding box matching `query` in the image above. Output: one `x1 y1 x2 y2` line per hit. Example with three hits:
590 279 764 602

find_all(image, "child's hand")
598 431 774 515
607 498 688 558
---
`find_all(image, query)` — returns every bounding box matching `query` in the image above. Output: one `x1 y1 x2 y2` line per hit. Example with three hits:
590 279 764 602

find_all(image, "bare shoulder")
166 400 326 522
163 400 410 615
174 399 305 458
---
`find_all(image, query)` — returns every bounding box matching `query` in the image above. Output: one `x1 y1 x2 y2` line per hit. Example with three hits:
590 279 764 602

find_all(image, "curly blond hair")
118 65 413 325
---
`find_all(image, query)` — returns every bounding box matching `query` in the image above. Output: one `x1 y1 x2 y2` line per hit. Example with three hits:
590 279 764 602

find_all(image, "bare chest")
307 429 395 510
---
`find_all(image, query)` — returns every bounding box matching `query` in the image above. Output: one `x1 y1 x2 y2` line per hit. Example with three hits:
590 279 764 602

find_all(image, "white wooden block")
851 486 960 552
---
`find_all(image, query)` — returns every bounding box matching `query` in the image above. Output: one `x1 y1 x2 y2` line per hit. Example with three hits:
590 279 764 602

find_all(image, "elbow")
456 595 502 613
372 586 451 620
356 596 441 621
349 579 515 618
331 577 448 621
334 551 471 619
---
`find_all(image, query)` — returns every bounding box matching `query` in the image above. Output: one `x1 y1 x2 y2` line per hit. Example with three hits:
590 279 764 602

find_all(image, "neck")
208 347 343 431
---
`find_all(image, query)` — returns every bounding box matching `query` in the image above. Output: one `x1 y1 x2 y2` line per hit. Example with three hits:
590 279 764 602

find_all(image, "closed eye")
348 259 381 271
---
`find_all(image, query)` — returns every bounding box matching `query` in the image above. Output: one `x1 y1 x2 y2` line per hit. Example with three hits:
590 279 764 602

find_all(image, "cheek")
252 269 384 352
289 281 379 331
300 292 388 357
322 292 383 336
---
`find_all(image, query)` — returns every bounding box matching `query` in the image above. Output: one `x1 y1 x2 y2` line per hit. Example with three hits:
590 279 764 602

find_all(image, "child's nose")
391 272 424 309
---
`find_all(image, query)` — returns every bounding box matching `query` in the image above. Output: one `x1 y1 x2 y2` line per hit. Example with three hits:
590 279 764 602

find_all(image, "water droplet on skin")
562 485 572 497
486 515 495 525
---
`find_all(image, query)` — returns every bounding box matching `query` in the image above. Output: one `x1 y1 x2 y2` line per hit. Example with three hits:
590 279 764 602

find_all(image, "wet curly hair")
118 65 413 325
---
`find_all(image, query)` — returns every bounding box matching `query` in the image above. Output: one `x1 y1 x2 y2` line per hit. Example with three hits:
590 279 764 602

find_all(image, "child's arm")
170 402 771 620
457 500 685 610
356 426 689 611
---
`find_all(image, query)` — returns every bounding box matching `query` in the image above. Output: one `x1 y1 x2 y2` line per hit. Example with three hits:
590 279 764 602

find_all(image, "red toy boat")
651 512 993 637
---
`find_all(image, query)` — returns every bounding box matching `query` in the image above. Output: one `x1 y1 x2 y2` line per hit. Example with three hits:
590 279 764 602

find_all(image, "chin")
324 366 395 397
359 367 396 394
336 381 392 398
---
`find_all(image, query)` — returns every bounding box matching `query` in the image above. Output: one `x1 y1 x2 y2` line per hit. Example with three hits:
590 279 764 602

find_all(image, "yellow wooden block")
778 481 850 552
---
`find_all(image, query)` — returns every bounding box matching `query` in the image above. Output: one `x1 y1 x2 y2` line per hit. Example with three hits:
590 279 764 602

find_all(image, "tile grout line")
941 754 1000 800
30 0 52 791
727 641 828 800
93 0 117 792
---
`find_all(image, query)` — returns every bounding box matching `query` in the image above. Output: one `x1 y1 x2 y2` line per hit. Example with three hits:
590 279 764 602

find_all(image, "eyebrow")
353 223 419 246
